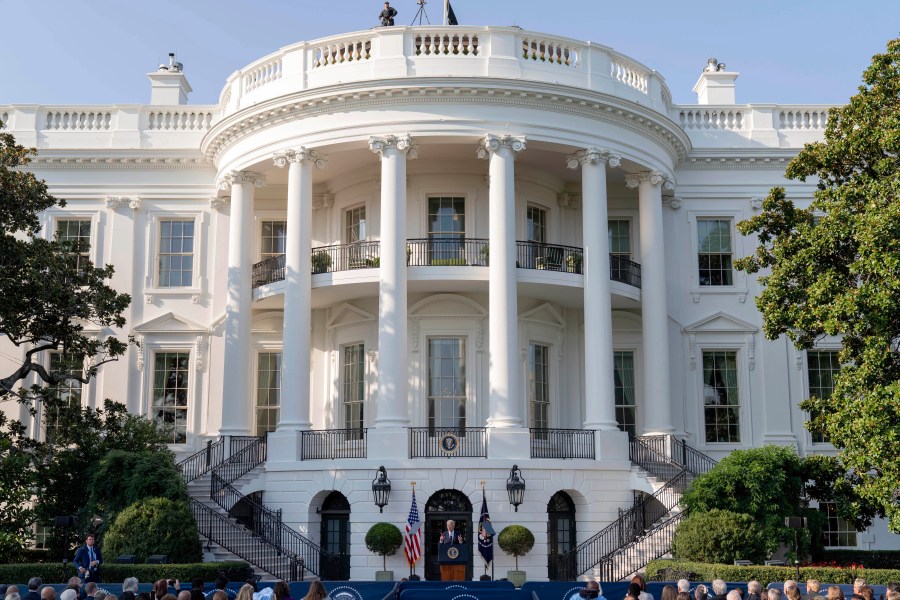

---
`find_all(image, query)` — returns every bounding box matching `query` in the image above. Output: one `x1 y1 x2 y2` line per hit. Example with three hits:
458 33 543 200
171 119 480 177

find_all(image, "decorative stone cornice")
105 196 141 210
476 134 526 159
624 170 674 190
209 196 230 211
217 170 266 191
668 196 683 210
272 148 328 169
565 148 621 170
750 196 764 211
368 135 418 158
313 193 334 210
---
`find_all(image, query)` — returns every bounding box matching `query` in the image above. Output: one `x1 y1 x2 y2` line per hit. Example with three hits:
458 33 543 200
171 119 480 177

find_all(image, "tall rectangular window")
529 343 550 436
256 352 282 436
345 207 366 244
819 502 857 547
427 337 466 430
158 220 194 287
807 350 840 443
56 219 91 272
260 220 287 260
526 206 547 244
702 350 740 443
342 343 365 436
608 220 631 258
697 219 733 286
45 352 83 442
427 197 465 263
152 352 189 443
614 351 636 436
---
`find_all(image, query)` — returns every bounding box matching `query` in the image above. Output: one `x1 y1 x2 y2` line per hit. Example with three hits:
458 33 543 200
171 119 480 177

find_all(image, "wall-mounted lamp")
506 465 526 512
372 465 392 513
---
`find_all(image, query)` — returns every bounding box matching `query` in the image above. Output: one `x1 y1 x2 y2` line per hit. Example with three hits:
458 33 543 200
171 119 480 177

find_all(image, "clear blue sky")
2 0 898 106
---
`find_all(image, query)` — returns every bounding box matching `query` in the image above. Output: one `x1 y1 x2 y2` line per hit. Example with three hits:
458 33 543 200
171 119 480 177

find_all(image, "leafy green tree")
364 523 403 572
735 37 900 532
103 497 203 564
672 509 769 564
497 525 534 571
0 413 39 562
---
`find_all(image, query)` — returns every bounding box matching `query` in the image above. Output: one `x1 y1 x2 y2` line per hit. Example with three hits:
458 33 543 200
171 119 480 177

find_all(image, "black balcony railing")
406 238 489 266
177 438 225 483
252 254 286 288
300 428 368 460
637 434 718 476
312 241 381 274
610 255 642 288
214 435 267 486
529 428 595 459
516 241 583 273
408 427 487 458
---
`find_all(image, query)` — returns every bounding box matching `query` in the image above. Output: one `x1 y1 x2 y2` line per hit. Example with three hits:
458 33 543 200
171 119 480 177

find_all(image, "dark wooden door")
424 490 473 581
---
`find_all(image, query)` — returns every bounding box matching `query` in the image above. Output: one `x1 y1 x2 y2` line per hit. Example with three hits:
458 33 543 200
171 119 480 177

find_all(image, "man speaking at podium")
440 520 464 546
438 520 466 581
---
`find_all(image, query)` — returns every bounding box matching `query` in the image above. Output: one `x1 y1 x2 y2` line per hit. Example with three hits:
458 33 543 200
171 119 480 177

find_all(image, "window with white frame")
260 220 287 260
427 197 465 263
819 501 857 547
697 218 733 286
55 219 92 273
31 524 52 549
342 343 365 437
345 207 366 244
157 220 194 287
807 350 840 443
427 337 466 430
45 351 83 443
614 351 636 436
256 352 282 436
151 352 190 443
702 350 740 443
608 220 631 258
526 206 547 244
529 343 550 437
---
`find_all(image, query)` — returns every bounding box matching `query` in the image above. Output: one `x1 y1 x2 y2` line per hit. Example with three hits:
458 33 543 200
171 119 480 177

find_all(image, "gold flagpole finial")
411 481 416 489
480 480 486 490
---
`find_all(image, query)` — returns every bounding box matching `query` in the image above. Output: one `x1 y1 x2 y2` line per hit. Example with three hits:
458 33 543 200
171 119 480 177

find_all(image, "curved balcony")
516 241 583 274
406 238 489 267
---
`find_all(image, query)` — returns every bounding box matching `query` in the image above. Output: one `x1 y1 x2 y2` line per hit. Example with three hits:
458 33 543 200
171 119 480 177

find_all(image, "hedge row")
819 550 900 570
646 559 900 586
0 562 253 586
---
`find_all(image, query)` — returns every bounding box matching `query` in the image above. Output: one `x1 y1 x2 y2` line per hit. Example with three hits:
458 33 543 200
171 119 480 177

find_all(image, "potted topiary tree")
365 522 403 581
497 524 534 588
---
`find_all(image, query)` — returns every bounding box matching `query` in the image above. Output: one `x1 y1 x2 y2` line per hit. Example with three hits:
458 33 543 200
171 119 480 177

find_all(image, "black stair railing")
637 434 718 476
213 435 268 485
595 510 687 581
629 435 684 481
177 438 225 483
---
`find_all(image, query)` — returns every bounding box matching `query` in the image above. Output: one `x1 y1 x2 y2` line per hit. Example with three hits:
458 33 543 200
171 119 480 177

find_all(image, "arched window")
320 491 351 580
547 491 576 580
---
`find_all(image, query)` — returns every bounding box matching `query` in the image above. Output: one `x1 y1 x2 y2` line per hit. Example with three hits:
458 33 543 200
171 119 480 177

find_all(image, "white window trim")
525 202 550 244
253 345 283 436
44 210 104 267
420 192 471 240
338 341 367 431
328 318 375 430
525 339 557 430
255 212 288 262
687 210 748 297
144 210 206 295
607 213 636 259
694 345 751 449
803 346 842 448
613 346 641 435
141 341 200 446
343 203 369 245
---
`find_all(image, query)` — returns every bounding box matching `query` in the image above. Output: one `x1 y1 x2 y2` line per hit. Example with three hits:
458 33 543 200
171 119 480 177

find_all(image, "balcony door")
427 337 466 433
427 197 465 264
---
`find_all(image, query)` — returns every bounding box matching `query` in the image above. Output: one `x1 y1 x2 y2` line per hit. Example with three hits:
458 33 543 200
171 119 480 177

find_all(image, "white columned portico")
368 135 416 458
478 134 529 459
218 170 264 441
627 171 675 435
268 149 327 462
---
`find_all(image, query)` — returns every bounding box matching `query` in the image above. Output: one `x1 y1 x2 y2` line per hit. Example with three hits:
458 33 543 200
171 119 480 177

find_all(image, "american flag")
404 490 422 567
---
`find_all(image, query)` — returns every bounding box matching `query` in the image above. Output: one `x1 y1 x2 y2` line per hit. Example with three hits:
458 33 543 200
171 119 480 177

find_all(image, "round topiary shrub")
103 497 202 564
497 525 534 571
671 508 768 565
365 522 403 571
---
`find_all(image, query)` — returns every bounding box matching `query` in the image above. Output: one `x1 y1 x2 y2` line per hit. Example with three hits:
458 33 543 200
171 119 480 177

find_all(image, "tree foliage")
497 525 534 571
364 523 403 571
735 37 900 532
103 497 203 564
672 509 769 565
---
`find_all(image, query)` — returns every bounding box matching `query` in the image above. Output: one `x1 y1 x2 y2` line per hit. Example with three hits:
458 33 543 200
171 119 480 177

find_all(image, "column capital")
476 134 526 159
217 170 266 191
369 134 418 158
624 170 674 190
209 196 230 211
565 148 621 170
273 148 328 169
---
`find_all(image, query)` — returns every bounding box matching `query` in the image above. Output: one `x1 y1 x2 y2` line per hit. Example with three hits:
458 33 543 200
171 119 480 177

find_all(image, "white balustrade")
146 110 215 131
415 32 479 56
610 59 648 94
678 108 744 130
45 110 112 131
312 38 372 68
243 57 283 93
779 109 829 130
521 36 579 67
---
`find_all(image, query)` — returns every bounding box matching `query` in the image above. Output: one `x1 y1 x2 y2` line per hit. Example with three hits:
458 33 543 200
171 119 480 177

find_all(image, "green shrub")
497 525 534 571
0 562 251 585
364 523 403 571
645 559 900 586
671 509 768 565
820 549 900 569
103 498 202 564
312 252 332 273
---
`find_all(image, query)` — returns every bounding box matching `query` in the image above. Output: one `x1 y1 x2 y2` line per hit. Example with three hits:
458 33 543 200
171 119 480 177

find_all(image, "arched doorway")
424 489 473 581
319 491 351 580
547 491 576 580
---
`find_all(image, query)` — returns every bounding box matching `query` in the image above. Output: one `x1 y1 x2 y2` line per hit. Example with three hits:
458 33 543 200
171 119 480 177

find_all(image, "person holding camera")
379 2 397 26
573 581 604 600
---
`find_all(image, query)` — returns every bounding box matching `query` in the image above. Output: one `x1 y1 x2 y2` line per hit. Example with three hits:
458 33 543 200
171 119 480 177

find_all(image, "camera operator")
379 2 397 26
576 582 604 600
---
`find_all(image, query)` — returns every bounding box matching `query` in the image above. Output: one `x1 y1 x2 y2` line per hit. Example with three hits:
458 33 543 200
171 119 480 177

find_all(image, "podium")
438 543 468 581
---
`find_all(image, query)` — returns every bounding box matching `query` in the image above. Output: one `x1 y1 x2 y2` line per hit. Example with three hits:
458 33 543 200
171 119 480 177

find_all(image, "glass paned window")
158 220 195 287
256 352 282 435
807 350 840 443
427 197 465 263
152 352 190 443
32 524 52 550
427 337 466 431
342 343 365 437
45 352 83 442
56 219 91 273
526 206 547 244
697 219 733 286
614 351 636 436
608 220 631 257
260 220 287 259
702 350 740 443
529 343 550 436
820 502 857 547
345 207 366 243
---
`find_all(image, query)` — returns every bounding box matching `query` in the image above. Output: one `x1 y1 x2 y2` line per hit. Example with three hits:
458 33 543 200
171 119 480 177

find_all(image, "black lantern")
372 465 391 512
506 465 526 511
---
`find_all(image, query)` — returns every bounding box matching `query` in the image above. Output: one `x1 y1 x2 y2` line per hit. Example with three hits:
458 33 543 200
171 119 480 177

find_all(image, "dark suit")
73 543 103 583
440 529 463 545
24 591 40 600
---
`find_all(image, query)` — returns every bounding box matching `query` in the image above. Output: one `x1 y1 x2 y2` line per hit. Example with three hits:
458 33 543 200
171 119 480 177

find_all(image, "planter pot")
375 570 394 581
506 570 526 588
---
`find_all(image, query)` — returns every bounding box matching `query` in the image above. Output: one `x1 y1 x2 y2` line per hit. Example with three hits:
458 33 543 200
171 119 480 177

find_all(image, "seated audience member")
84 583 98 600
695 585 708 600
106 596 118 600
857 586 874 600
211 592 228 600
853 581 866 596
234 587 254 600
886 592 900 600
632 576 654 600
273 582 292 600
786 587 802 600
95 592 107 600
678 581 691 595
208 577 235 600
7 593 22 600
121 579 139 600
661 585 678 600
678 593 692 600
577 581 603 599
769 589 783 600
727 591 742 600
747 581 763 600
40 588 56 600
627 584 644 600
827 587 845 600
711 580 728 600
177 592 191 600
60 591 77 600
804 581 822 600
24 579 41 600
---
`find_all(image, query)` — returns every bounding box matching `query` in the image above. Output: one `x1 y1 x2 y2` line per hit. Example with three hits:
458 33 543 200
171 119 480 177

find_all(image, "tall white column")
478 134 526 429
627 171 674 435
567 149 620 431
370 135 416 429
218 170 264 437
273 149 327 433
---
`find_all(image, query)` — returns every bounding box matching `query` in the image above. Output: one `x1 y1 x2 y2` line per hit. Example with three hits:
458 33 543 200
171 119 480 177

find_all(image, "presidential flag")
477 489 494 565
404 490 422 567
443 0 459 26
